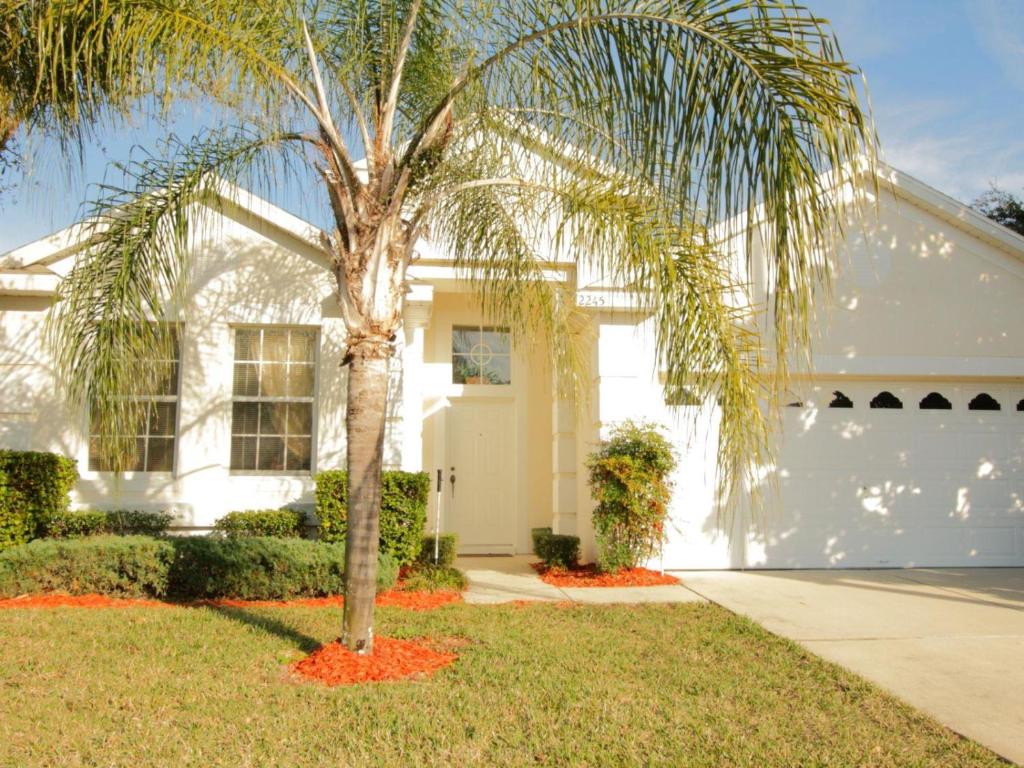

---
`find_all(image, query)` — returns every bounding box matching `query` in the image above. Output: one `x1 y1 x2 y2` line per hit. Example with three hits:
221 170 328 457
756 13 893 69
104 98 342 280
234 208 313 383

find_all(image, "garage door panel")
764 380 1024 568
664 379 1024 570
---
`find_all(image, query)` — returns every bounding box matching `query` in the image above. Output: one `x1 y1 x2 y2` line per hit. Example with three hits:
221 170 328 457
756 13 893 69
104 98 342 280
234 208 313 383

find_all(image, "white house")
1 164 1022 569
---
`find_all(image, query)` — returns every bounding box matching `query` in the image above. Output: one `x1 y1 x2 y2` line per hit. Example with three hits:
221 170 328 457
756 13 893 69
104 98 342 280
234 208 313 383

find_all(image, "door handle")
449 466 456 498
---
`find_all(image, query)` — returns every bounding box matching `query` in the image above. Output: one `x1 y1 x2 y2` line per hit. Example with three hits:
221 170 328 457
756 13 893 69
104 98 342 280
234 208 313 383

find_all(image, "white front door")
445 399 516 553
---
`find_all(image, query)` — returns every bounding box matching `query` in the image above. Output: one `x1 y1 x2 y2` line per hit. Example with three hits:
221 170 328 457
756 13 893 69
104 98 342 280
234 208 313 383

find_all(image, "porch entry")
445 399 516 554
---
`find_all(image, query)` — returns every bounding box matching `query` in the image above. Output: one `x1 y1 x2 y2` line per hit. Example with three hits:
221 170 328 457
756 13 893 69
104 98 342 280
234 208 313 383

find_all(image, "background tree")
972 186 1024 236
45 0 874 653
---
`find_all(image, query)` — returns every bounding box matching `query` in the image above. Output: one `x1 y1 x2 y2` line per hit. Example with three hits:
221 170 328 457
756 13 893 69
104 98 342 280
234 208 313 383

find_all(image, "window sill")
228 470 314 477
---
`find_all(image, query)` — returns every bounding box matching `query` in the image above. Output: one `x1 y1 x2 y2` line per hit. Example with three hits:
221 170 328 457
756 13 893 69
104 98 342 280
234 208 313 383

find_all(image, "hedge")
0 470 30 552
213 509 306 538
0 535 398 600
0 451 78 551
315 470 429 565
532 527 580 569
417 534 458 568
168 537 397 600
0 535 174 598
43 509 173 539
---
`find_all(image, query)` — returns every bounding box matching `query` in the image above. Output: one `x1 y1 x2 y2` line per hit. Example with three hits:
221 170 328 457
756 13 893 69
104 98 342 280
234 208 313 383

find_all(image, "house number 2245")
576 293 607 307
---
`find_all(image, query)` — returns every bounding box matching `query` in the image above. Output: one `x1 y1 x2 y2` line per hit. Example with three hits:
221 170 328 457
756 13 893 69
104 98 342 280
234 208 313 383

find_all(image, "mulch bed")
290 637 458 686
0 585 463 611
0 594 170 610
531 562 679 588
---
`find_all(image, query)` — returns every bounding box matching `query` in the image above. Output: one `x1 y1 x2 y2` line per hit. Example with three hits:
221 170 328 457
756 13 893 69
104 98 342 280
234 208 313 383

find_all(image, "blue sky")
2 0 1023 254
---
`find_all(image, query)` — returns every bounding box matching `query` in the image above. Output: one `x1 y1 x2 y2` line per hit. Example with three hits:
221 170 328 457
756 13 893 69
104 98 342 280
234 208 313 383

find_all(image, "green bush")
402 564 467 592
105 510 173 536
417 534 458 568
43 509 173 539
0 470 31 552
315 470 429 565
586 420 677 572
0 535 398 600
43 509 108 538
213 509 306 538
168 537 398 600
0 535 175 598
0 451 78 549
531 527 552 552
532 529 580 569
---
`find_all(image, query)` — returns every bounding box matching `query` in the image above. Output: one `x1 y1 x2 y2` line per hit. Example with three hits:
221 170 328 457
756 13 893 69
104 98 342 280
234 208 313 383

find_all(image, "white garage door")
661 380 1024 569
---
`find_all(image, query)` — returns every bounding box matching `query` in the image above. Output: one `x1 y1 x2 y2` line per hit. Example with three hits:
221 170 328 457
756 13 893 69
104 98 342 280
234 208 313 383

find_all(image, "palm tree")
44 0 874 653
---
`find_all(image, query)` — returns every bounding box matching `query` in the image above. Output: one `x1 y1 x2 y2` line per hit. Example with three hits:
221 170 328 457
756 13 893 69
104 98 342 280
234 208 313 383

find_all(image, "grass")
0 602 1004 767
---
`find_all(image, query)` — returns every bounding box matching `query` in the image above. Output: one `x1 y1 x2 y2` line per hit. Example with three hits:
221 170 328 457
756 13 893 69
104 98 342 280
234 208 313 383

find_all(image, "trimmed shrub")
0 470 31 552
213 509 306 538
105 510 173 536
417 534 458 568
0 535 398 600
531 527 552 552
402 564 467 592
43 509 173 539
43 509 108 539
586 420 677 572
315 470 429 565
0 451 78 548
0 535 175 598
168 537 398 600
533 529 580 569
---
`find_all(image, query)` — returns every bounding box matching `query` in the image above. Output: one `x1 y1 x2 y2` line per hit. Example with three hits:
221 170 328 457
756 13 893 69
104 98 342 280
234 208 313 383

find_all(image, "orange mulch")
0 594 169 609
291 637 457 686
375 588 462 610
531 562 679 588
0 586 463 611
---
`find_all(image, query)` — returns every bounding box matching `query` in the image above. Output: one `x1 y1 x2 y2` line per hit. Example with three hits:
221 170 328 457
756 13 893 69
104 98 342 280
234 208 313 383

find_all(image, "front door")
445 399 516 553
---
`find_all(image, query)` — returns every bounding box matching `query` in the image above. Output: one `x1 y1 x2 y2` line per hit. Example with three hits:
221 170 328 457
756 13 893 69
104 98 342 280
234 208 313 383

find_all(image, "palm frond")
45 128 307 471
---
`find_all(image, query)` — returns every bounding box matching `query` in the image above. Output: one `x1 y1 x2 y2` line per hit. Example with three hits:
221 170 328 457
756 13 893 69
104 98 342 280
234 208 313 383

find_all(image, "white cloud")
881 123 1024 203
966 0 1024 92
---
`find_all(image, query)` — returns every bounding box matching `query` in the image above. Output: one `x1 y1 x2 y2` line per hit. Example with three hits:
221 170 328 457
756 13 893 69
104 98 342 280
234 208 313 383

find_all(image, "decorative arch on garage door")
968 393 1001 411
870 391 903 409
919 392 952 410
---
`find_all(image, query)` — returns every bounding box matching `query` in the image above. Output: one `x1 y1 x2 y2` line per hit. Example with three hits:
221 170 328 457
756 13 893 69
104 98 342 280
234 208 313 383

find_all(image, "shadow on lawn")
207 605 323 653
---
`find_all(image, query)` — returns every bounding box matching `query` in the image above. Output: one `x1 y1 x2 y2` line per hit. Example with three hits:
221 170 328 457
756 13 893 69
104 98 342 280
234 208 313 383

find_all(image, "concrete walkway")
456 556 704 605
683 568 1024 765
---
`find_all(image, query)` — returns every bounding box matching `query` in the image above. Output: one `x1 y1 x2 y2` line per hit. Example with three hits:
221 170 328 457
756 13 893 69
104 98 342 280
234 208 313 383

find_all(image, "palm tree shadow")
206 605 323 653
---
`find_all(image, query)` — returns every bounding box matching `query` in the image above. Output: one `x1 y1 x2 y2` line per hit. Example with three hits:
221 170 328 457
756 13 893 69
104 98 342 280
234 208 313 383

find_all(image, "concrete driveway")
682 568 1024 765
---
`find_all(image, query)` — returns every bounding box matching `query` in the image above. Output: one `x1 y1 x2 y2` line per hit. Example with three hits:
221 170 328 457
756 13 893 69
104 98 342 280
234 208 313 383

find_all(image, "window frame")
229 325 319 475
87 325 182 474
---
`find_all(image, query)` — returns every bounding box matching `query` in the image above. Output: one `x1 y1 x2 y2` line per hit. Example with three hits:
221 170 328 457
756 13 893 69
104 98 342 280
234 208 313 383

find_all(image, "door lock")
449 466 456 498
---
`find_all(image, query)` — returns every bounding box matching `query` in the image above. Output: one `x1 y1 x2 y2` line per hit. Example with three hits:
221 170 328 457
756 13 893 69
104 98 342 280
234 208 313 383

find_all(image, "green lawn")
0 602 1002 767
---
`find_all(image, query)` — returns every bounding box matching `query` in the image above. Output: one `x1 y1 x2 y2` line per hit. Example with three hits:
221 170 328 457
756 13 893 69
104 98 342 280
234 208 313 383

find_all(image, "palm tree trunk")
342 341 390 654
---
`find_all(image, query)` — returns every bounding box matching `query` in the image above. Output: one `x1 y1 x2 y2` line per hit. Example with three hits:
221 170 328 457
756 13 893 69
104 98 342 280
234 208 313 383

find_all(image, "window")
968 393 1001 411
88 328 180 472
828 391 854 408
452 325 511 385
231 327 316 472
919 392 952 410
869 391 903 409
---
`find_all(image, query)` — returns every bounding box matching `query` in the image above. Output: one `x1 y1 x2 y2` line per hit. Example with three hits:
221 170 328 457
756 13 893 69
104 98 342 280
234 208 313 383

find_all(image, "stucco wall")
0 203 367 528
